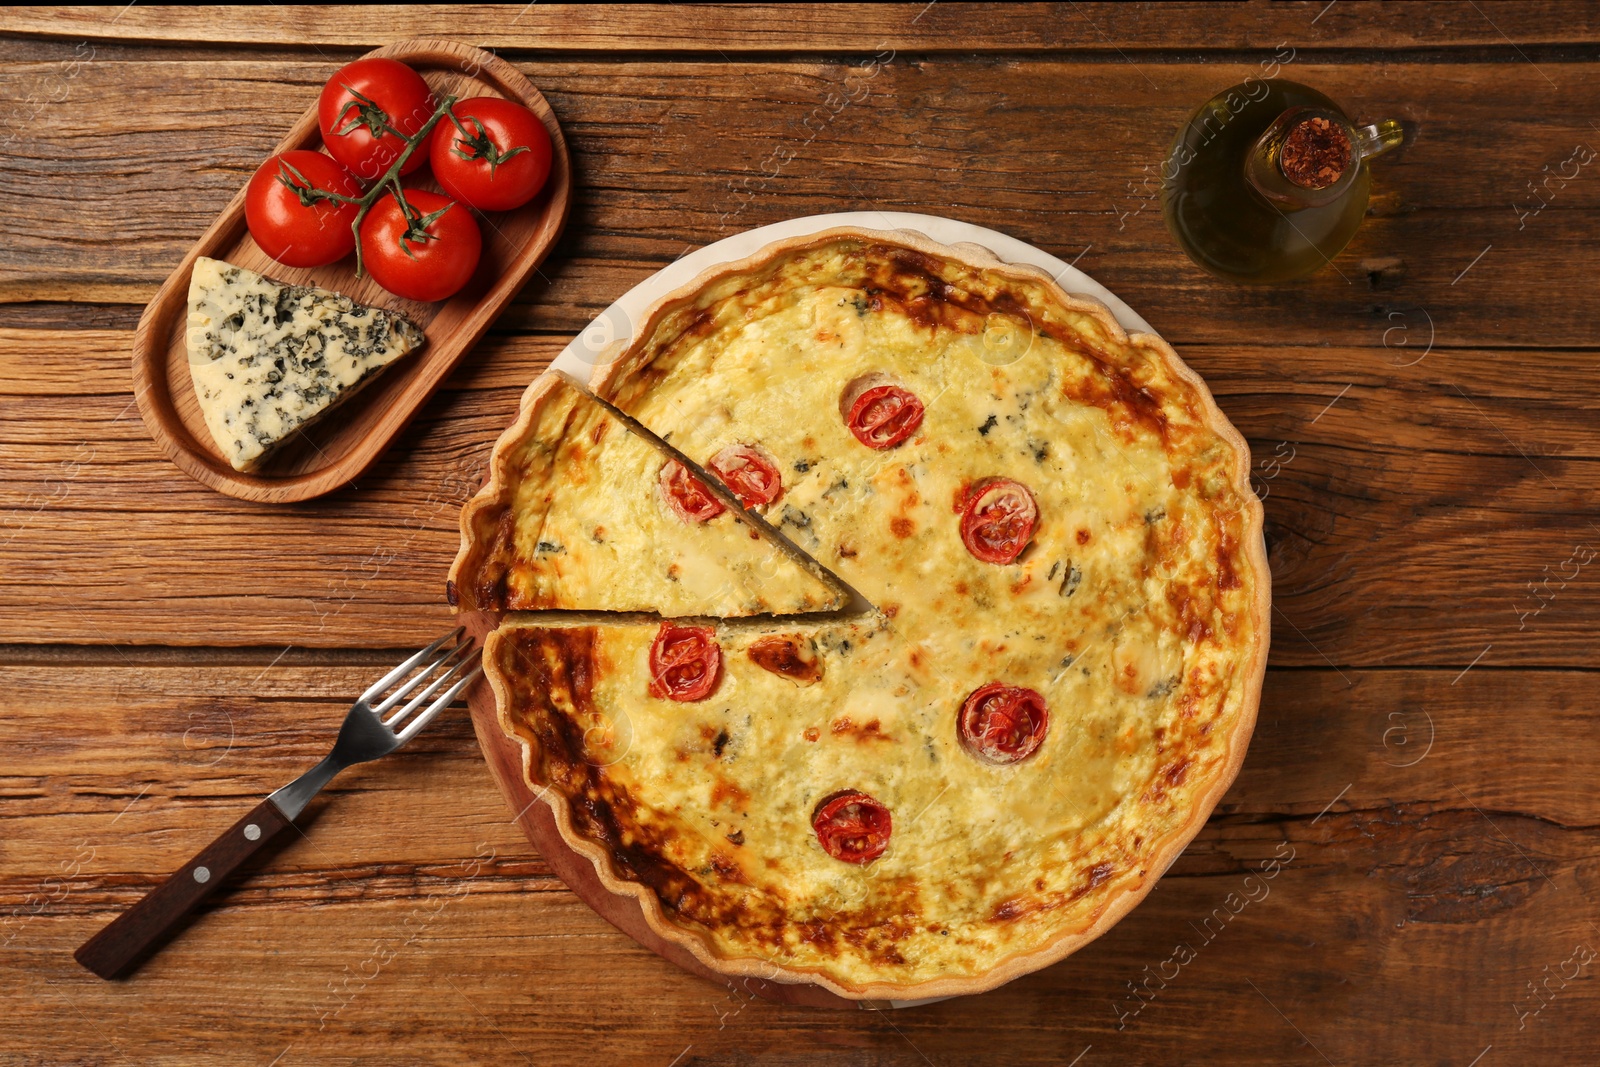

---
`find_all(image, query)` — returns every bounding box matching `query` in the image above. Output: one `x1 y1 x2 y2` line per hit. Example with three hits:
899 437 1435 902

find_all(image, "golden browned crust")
484 227 1270 1000
448 373 573 611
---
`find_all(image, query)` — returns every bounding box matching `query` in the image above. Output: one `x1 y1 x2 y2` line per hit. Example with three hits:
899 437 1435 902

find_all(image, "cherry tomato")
708 443 783 508
318 57 434 181
812 791 892 864
843 378 924 450
430 97 553 212
648 623 721 702
659 459 726 523
959 683 1048 765
358 190 482 302
959 478 1038 564
244 151 363 268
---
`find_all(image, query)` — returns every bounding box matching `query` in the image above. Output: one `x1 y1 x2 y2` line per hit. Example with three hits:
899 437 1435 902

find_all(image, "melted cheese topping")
495 616 1169 987
490 238 1263 993
457 377 841 616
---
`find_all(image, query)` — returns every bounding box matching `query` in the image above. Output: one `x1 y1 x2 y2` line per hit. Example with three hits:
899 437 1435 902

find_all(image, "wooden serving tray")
459 608 874 1010
132 39 571 503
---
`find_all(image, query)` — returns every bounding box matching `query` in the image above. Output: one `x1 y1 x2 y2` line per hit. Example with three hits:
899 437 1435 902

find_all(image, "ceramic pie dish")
453 225 1270 1001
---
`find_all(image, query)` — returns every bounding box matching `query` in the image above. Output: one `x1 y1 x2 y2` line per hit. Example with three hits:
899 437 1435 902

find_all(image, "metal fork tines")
270 627 483 820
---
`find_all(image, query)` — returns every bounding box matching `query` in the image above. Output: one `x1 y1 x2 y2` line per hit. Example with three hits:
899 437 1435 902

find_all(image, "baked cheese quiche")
457 228 1269 1001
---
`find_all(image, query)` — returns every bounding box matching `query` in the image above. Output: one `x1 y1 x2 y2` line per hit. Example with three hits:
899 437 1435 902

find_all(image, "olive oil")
1161 79 1402 283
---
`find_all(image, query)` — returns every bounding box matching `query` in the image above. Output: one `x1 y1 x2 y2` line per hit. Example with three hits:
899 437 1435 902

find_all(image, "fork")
75 628 483 981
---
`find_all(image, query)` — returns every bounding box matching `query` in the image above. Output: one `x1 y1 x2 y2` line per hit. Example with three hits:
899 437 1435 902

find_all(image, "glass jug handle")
1353 120 1405 162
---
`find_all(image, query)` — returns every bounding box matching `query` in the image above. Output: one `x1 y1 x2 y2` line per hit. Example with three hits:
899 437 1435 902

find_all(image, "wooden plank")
2 663 1590 851
2 663 1595 1061
0 664 548 893
7 847 1594 1064
4 3 1599 53
0 302 142 331
11 867 1596 1064
3 55 1599 346
4 328 1600 666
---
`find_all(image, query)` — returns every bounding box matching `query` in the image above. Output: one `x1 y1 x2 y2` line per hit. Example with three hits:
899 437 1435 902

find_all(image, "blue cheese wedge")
186 257 424 471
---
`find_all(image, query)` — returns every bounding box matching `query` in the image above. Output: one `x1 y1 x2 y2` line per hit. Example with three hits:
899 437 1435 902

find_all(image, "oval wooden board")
131 38 572 503
459 609 886 1010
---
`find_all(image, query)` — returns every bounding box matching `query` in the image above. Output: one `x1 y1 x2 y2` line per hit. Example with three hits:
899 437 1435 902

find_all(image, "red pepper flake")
1279 116 1351 190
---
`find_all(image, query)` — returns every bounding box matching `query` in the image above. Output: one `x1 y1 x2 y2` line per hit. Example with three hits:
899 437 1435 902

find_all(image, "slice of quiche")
449 374 846 617
186 257 425 471
484 616 921 939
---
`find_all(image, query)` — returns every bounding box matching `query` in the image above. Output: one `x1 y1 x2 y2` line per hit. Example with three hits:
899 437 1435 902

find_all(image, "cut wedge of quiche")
186 257 424 471
460 229 1270 1001
450 374 845 616
486 615 917 945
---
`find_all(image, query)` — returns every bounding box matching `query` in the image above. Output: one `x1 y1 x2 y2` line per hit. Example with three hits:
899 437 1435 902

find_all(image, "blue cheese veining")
185 257 425 471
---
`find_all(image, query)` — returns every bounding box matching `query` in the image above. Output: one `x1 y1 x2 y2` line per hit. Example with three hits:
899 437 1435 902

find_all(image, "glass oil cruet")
1160 79 1405 283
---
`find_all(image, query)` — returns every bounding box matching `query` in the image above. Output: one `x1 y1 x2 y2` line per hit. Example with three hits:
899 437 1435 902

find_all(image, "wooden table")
4 4 1598 1062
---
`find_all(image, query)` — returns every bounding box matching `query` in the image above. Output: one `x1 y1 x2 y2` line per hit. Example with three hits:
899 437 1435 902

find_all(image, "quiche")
449 373 844 617
459 228 1269 1001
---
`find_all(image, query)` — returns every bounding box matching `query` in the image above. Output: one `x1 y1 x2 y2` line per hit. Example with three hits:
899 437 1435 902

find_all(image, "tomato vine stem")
444 107 529 179
288 91 459 278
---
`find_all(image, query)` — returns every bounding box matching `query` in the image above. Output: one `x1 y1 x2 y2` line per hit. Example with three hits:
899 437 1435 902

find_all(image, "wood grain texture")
4 53 1599 348
3 2 1598 52
5 7 1600 1061
3 662 1595 1062
130 38 572 503
4 328 1599 669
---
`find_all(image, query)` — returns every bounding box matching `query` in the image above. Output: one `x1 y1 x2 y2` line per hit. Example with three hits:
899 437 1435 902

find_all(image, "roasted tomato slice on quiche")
959 478 1039 564
842 379 924 450
708 443 784 508
812 790 892 864
959 682 1049 764
648 623 722 702
659 459 727 523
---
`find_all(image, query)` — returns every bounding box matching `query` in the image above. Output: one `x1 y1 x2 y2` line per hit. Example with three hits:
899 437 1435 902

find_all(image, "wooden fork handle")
74 798 293 980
